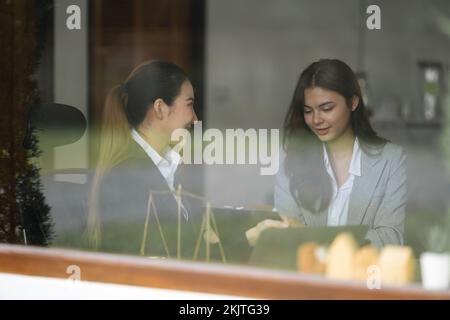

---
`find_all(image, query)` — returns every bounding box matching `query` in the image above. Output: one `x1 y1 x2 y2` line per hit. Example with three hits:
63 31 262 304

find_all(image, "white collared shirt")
323 137 361 226
131 128 181 191
131 128 189 221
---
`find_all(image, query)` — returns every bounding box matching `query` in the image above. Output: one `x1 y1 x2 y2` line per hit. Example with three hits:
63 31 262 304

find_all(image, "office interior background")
1 0 450 259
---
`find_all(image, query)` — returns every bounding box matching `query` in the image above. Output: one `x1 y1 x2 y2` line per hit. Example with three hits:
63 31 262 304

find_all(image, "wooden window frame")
1 244 450 299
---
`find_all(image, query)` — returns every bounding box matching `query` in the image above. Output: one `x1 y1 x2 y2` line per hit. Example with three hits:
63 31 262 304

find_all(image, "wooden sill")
1 244 449 299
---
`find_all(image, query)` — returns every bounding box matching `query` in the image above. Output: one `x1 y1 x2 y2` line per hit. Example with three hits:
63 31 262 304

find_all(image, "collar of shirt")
130 128 188 221
322 137 362 189
131 128 181 187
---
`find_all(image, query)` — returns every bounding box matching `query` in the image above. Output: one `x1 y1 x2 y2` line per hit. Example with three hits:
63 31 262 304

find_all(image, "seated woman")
87 60 201 256
275 59 407 248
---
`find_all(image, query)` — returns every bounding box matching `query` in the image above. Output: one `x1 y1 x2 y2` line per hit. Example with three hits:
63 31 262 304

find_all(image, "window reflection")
2 0 450 295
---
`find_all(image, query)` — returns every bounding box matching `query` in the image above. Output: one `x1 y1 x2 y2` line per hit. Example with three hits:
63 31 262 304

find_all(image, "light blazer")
274 142 407 248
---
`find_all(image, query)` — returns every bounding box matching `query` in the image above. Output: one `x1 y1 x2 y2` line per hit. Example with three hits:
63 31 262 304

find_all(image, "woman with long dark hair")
88 60 198 253
275 59 407 247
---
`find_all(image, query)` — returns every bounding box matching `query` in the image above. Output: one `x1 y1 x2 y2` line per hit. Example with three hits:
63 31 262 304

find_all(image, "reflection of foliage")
17 129 53 246
427 9 450 256
0 0 53 244
437 12 450 38
443 90 450 173
437 11 450 173
424 82 439 96
425 223 450 253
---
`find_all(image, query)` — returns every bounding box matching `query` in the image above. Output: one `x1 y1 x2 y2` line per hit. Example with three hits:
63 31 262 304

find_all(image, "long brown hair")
87 61 190 249
283 59 387 213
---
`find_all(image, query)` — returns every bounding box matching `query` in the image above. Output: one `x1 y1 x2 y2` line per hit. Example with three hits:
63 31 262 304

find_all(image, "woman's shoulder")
109 141 152 171
380 141 406 159
361 140 406 166
368 141 406 167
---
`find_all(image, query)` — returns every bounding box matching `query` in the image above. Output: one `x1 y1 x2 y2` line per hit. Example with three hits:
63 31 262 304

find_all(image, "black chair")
24 103 89 243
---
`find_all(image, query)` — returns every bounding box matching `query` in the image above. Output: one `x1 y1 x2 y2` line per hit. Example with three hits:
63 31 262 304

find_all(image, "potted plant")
420 216 450 290
420 10 450 292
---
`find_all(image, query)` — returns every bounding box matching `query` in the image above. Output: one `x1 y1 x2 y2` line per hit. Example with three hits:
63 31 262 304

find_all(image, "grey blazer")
274 142 407 248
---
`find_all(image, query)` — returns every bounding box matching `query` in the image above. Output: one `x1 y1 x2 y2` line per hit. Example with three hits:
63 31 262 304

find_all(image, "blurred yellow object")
297 242 326 274
353 245 379 281
280 215 304 228
246 204 275 211
295 232 416 287
378 245 415 286
326 232 358 280
203 228 219 244
245 219 289 246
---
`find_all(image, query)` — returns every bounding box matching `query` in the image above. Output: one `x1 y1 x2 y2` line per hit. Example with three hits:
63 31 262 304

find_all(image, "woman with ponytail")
88 60 198 254
275 59 407 248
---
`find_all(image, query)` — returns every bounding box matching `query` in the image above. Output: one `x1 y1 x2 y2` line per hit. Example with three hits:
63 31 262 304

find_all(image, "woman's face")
165 80 198 133
303 86 357 143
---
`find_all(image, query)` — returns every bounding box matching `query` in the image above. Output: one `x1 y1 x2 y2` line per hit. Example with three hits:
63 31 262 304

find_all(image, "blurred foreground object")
378 246 415 286
296 242 326 274
353 245 379 281
325 232 358 280
296 232 417 286
420 252 450 290
245 219 290 247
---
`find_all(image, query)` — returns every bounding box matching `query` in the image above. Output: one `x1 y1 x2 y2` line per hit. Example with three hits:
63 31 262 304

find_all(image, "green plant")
425 225 450 253
423 209 450 253
431 9 450 254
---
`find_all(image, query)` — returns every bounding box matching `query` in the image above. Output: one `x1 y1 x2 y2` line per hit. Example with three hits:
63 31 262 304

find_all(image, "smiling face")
303 86 358 143
164 80 198 134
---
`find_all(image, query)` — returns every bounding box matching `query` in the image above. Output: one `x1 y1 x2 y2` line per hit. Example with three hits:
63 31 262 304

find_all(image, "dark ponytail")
87 60 190 249
122 61 189 128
